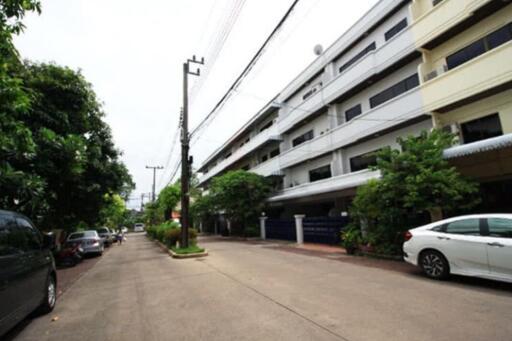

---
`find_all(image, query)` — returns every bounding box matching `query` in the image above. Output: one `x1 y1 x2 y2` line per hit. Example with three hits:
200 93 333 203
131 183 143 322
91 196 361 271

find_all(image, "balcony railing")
268 169 380 202
411 0 493 49
198 125 282 185
278 26 416 134
421 41 512 112
279 87 424 169
251 156 282 178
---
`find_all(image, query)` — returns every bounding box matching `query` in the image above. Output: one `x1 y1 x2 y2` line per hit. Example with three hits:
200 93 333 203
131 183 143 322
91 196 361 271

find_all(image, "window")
350 151 378 172
292 130 314 147
446 23 512 70
309 165 332 182
259 120 273 132
339 42 376 73
270 148 280 158
16 218 42 251
260 154 268 163
433 0 444 6
241 164 250 171
487 218 512 238
461 113 503 144
224 152 232 159
345 104 362 122
369 73 419 108
302 83 322 100
385 18 408 41
0 215 20 256
445 219 480 235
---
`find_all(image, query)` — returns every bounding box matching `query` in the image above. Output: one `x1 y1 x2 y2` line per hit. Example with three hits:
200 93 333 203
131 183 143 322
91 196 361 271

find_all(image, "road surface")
13 234 512 341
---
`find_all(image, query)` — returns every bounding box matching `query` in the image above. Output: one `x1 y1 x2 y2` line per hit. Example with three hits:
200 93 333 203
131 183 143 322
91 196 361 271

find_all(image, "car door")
15 217 49 311
0 215 32 332
438 218 489 275
483 217 512 278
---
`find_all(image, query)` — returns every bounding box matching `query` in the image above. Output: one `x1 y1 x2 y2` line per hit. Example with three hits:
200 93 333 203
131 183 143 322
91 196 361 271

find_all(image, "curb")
151 238 208 259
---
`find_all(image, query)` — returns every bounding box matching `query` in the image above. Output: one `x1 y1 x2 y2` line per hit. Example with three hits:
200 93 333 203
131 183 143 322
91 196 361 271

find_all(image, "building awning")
443 133 512 160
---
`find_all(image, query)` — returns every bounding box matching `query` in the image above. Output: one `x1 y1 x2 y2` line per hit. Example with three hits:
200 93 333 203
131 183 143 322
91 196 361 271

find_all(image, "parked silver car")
96 227 113 247
66 230 104 256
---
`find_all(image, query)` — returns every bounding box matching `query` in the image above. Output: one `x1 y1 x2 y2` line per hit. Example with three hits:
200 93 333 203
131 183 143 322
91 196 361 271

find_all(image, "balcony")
421 42 512 113
411 0 494 49
278 27 417 134
198 125 282 185
251 156 282 178
279 87 424 169
267 169 380 202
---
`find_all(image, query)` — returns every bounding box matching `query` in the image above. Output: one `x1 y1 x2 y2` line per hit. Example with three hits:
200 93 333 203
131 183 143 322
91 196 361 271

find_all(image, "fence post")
294 214 305 245
259 216 267 240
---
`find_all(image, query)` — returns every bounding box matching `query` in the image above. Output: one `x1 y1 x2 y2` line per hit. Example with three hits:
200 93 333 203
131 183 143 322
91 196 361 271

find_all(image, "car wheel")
420 250 449 280
36 275 57 314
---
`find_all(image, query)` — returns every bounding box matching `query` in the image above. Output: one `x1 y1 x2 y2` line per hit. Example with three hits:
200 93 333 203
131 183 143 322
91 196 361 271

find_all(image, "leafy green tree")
157 183 180 219
208 170 271 234
349 129 480 254
100 194 126 229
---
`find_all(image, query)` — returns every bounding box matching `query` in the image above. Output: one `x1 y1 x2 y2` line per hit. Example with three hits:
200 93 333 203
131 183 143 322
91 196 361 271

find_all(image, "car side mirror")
43 232 56 250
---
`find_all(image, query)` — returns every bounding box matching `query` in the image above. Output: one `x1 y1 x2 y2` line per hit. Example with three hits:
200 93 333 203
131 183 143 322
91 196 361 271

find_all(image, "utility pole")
181 55 204 248
145 165 163 202
140 192 151 212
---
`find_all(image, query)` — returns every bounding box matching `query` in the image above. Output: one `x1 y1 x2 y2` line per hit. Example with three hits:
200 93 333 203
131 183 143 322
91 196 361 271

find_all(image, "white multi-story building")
197 0 512 223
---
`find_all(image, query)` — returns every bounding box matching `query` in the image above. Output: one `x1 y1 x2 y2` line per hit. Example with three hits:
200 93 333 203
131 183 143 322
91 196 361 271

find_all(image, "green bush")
341 226 363 255
164 228 198 248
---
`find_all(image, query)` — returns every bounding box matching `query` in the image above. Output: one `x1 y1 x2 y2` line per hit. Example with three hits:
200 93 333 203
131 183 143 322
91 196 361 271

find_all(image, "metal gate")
265 218 296 241
303 216 349 245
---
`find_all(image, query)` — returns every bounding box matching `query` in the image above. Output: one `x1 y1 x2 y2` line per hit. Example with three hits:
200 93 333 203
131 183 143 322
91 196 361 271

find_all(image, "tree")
208 170 271 234
99 194 126 229
157 183 180 219
349 129 480 254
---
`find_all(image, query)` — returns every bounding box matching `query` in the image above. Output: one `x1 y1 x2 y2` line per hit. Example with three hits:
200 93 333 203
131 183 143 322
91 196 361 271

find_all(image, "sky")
14 0 378 209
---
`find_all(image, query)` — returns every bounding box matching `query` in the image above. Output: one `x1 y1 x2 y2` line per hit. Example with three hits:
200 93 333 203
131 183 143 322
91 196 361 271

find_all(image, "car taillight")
404 230 413 242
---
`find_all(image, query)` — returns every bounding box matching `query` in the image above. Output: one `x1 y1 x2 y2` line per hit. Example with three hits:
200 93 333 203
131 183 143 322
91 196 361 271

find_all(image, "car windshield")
69 231 97 239
135 224 143 227
97 228 108 233
68 232 84 239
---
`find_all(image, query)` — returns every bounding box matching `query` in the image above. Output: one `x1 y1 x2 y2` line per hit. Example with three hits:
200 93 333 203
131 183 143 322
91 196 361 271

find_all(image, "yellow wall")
433 89 512 134
423 4 512 75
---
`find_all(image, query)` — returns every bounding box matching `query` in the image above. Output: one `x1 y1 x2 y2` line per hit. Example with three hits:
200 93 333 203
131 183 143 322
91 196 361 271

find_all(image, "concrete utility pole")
145 165 163 202
181 55 204 248
140 192 152 211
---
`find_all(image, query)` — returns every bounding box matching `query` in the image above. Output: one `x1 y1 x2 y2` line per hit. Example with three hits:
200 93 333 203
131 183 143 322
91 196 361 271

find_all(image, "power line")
167 0 302 184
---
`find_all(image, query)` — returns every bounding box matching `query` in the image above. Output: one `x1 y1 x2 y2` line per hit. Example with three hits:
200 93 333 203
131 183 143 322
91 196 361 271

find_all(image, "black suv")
0 210 57 336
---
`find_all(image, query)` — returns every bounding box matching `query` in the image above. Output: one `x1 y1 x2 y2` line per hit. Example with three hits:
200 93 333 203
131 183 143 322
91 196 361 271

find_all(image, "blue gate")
303 216 349 245
265 218 296 241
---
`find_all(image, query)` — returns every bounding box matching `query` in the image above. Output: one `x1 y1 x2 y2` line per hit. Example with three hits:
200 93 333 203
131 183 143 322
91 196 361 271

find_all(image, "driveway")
13 234 512 341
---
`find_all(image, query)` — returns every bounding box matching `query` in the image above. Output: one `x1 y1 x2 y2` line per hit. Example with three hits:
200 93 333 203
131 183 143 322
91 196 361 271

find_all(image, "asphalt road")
13 234 512 341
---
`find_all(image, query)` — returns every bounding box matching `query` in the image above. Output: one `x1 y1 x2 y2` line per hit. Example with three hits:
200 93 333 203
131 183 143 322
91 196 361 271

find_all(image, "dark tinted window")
345 104 362 122
292 130 314 147
446 23 512 70
487 218 512 238
241 165 250 171
260 154 268 162
16 218 42 250
445 219 480 235
0 215 21 256
433 0 444 6
385 18 408 41
350 151 378 172
309 165 332 182
339 42 376 73
270 148 280 158
461 113 502 144
259 120 273 132
369 74 419 108
487 25 512 49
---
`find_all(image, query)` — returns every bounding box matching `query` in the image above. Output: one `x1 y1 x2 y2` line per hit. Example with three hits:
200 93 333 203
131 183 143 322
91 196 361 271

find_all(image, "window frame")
349 150 379 172
460 113 503 144
440 218 482 236
369 73 419 109
309 164 332 182
483 217 512 239
345 104 362 122
292 130 314 147
384 18 408 41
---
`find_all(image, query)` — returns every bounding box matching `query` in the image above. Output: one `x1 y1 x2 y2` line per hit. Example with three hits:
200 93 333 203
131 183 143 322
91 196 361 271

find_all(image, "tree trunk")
428 207 443 222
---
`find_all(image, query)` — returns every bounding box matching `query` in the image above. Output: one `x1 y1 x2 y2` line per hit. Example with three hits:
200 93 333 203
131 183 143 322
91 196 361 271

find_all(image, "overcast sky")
14 0 378 209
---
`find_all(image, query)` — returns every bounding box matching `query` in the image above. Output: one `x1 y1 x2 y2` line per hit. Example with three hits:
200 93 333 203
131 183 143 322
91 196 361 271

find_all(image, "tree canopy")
1 3 135 231
348 129 480 254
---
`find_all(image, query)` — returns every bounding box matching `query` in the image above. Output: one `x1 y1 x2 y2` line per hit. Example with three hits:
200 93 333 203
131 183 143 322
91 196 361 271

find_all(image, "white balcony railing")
268 169 380 202
278 27 416 133
198 125 282 185
279 87 424 169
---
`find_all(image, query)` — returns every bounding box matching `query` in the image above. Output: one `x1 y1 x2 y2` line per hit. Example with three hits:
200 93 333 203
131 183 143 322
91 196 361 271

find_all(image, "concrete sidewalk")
13 234 512 341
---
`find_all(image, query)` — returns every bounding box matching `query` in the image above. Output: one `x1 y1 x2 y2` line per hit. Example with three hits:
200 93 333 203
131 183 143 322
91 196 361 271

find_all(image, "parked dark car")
0 210 57 337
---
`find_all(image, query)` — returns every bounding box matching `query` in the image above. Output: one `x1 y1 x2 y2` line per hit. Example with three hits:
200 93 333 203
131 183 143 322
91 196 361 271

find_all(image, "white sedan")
403 214 512 283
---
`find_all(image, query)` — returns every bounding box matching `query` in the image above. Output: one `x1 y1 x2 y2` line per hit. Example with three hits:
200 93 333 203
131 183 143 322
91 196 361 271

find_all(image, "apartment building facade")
197 0 512 222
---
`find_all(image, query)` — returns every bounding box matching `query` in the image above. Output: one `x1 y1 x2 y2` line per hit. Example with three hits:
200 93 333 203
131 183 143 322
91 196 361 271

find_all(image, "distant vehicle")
0 210 57 337
403 214 512 283
121 226 128 234
66 230 104 256
96 227 113 247
134 223 145 232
